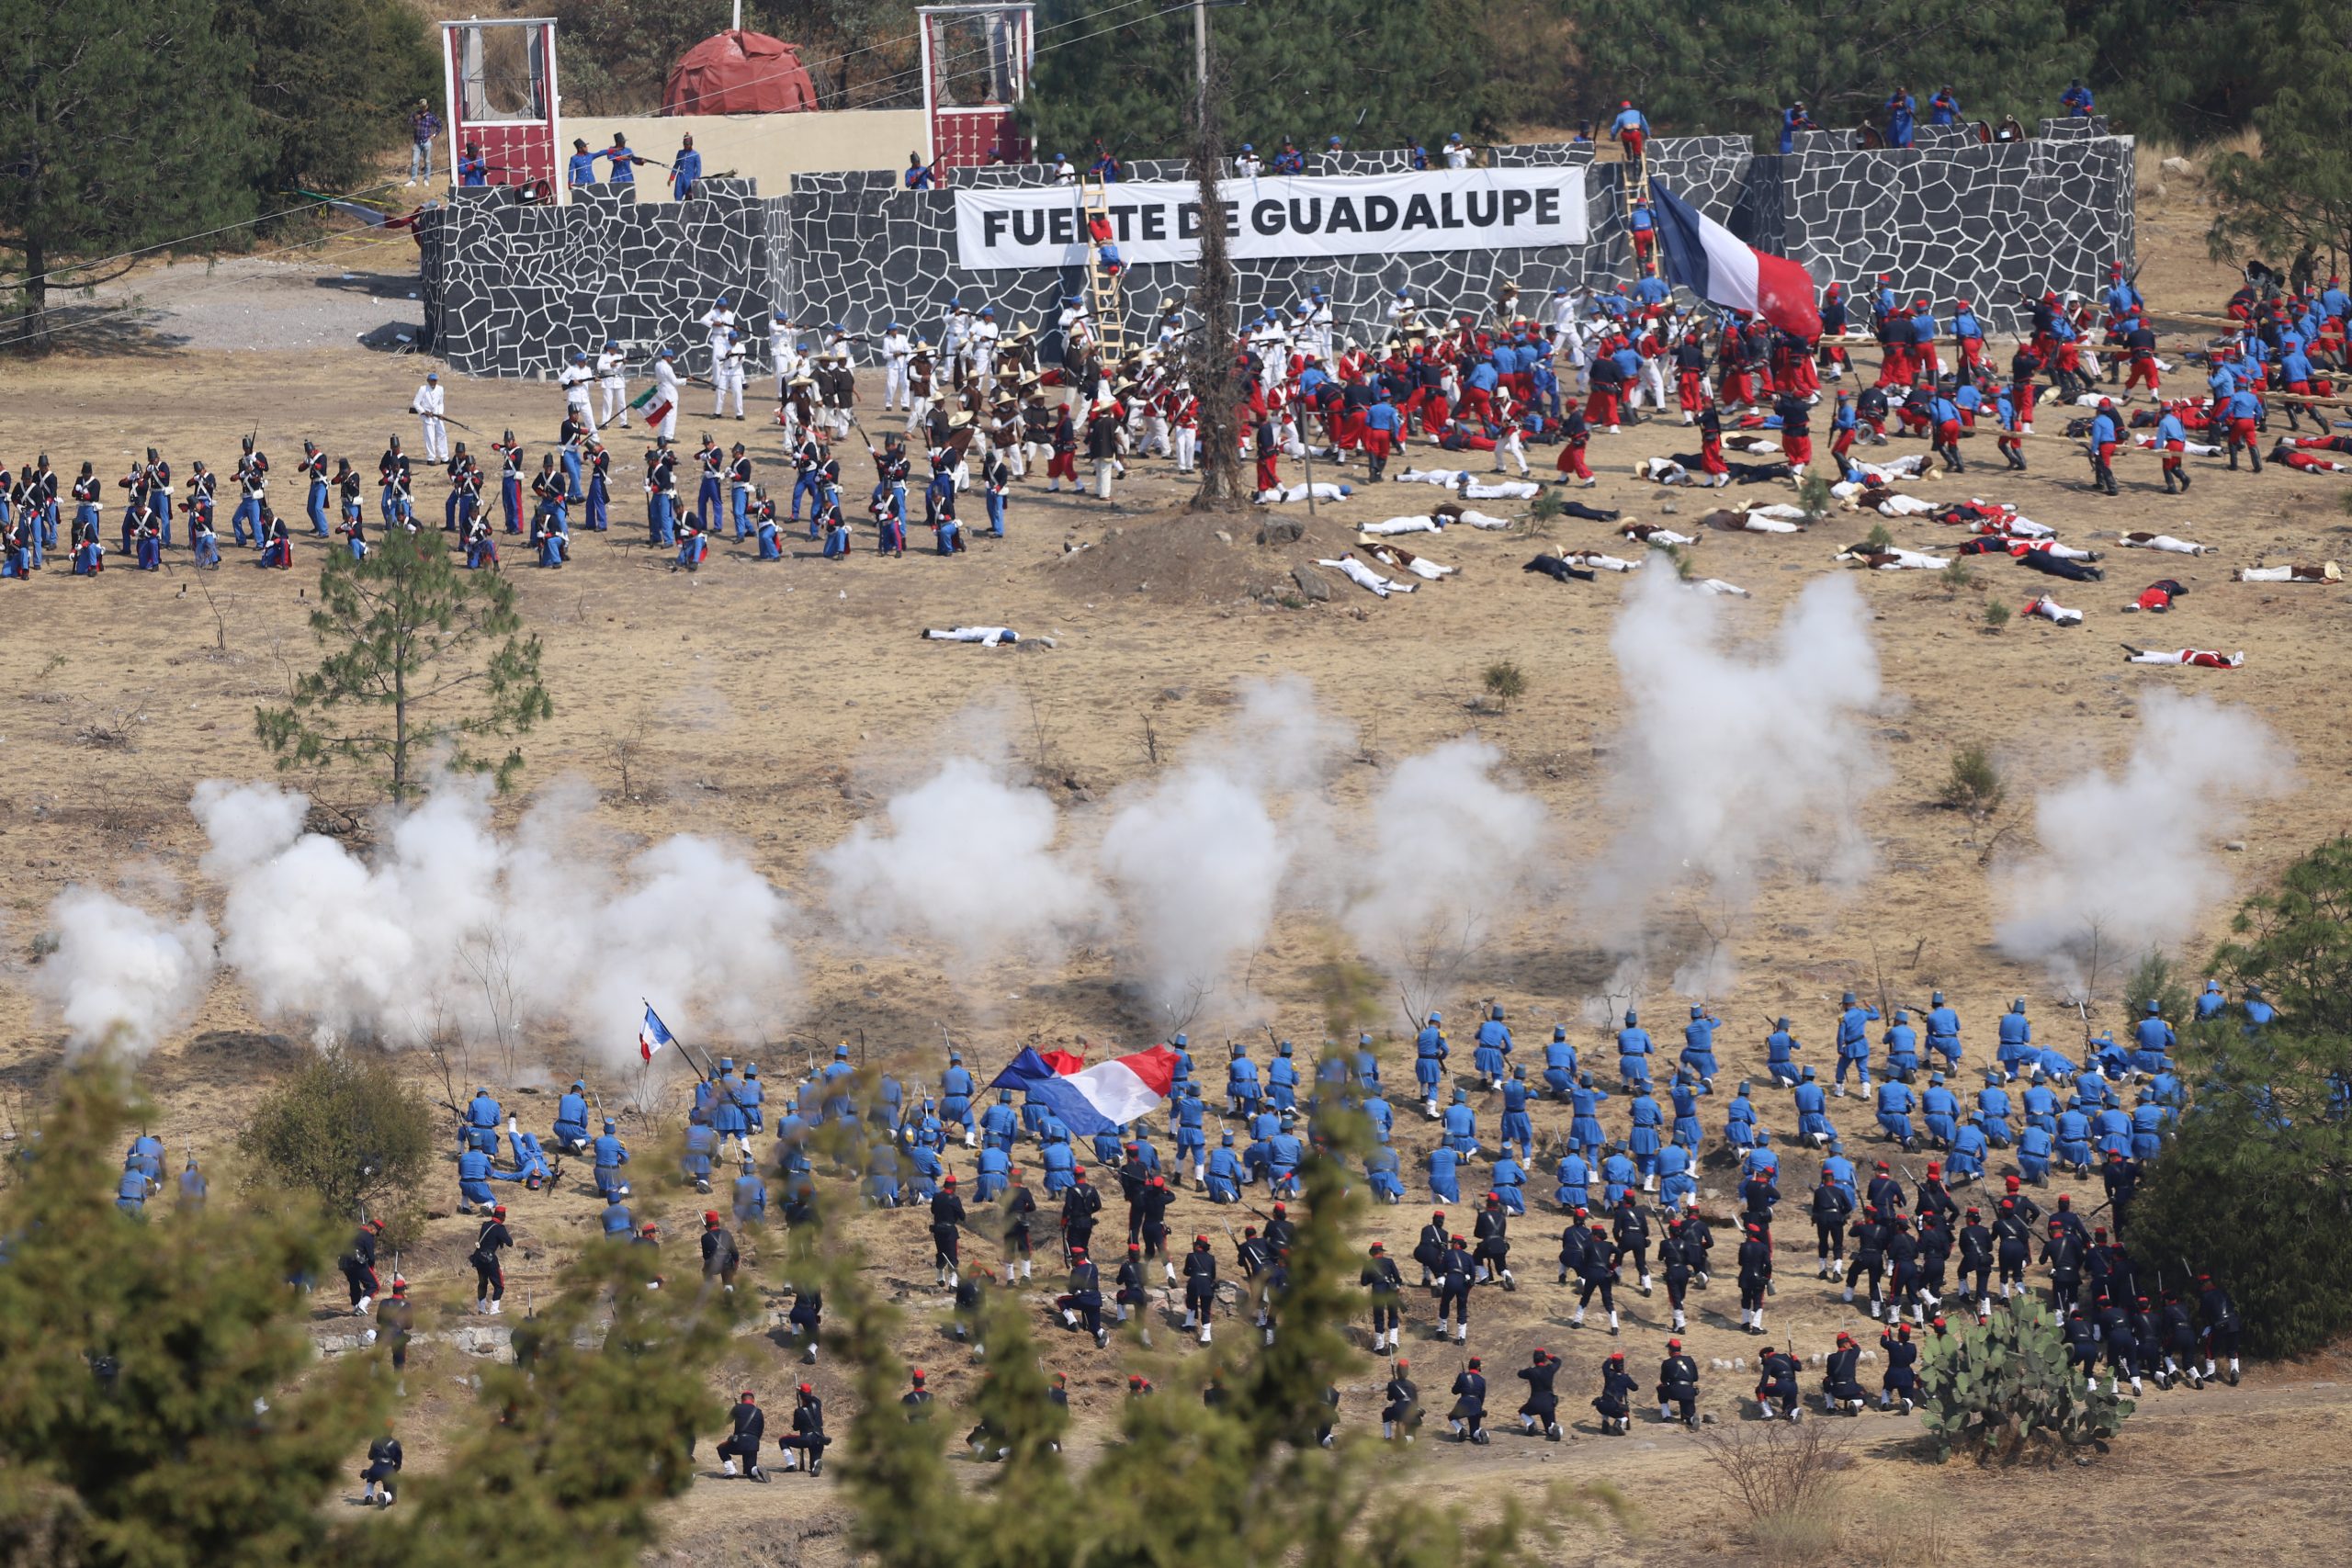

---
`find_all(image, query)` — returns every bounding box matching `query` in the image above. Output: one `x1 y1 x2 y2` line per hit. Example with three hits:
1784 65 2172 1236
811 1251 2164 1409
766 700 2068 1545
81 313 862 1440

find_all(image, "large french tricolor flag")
1647 177 1823 339
988 1044 1180 1136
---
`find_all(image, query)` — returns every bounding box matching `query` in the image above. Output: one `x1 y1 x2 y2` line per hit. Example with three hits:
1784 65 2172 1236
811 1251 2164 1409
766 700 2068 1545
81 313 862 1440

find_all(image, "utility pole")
1194 0 1208 120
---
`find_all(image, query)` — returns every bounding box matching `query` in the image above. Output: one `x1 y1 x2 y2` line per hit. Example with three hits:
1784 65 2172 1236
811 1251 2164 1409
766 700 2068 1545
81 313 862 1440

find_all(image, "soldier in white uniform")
652 349 683 441
1444 134 1472 169
942 299 972 383
969 307 1001 394
413 370 449 461
1306 288 1336 364
594 340 630 427
878 321 913 411
559 351 595 427
698 295 741 381
713 328 748 419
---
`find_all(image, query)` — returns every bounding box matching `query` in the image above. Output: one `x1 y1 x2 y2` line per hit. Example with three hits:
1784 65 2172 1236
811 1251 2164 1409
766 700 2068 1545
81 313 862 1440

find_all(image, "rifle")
402 406 478 434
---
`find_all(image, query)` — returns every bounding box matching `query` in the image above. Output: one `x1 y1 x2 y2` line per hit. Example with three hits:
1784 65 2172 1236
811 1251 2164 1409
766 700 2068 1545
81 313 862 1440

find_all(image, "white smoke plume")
192 776 797 1062
1995 691 2292 994
1341 738 1549 1013
32 884 216 1055
1094 676 1354 1026
1589 570 1886 954
814 755 1101 972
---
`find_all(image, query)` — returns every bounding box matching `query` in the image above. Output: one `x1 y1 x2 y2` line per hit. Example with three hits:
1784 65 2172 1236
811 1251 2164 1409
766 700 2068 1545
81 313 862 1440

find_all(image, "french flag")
988 1044 1180 1136
639 1004 676 1063
1647 177 1823 339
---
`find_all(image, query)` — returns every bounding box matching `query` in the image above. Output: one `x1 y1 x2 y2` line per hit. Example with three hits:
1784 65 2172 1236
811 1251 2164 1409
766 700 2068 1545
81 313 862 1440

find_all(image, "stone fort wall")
418 125 2132 379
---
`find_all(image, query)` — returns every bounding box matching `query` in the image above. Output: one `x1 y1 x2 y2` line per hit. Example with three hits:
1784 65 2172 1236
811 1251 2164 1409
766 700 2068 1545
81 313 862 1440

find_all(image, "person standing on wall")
671 133 703 199
409 101 441 186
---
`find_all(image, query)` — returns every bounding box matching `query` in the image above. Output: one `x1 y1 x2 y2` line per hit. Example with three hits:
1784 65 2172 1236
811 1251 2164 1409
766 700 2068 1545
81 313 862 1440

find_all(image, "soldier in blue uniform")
1473 1006 1513 1089
1414 1013 1449 1117
1615 1010 1653 1090
1542 1026 1577 1100
594 1118 631 1197
1835 992 1880 1094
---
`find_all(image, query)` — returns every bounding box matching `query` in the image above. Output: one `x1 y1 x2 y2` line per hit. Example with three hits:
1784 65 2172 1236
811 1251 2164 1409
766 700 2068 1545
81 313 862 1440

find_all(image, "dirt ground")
3 190 2350 1563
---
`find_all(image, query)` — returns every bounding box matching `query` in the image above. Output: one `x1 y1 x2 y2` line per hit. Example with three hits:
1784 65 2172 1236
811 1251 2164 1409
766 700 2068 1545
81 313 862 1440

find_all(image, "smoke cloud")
1094 677 1354 1026
1994 691 2292 993
1340 737 1550 1011
32 884 216 1055
1589 570 1886 952
193 776 797 1061
814 755 1101 972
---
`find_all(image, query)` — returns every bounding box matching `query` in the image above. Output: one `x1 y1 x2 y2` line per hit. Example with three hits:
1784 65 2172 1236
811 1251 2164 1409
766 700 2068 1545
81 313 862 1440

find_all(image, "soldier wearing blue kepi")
712 1062 750 1156
1428 1143 1462 1203
1764 1018 1804 1087
2194 979 2225 1021
1268 1040 1299 1111
1996 998 2033 1077
1352 1032 1381 1088
1949 1111 1989 1180
1600 1141 1638 1207
1615 1010 1653 1090
1977 1071 2014 1147
1366 1142 1405 1202
1924 991 1962 1068
1679 1006 1720 1088
1626 1084 1664 1190
594 1118 631 1198
936 1048 975 1145
1173 1083 1208 1180
682 1109 717 1193
733 1154 768 1224
1473 1006 1514 1089
2021 1070 2058 1135
1668 1068 1704 1149
544 1079 588 1155
1204 1131 1244 1203
1442 1088 1481 1157
1875 1076 1917 1150
978 1088 1016 1150
1725 1081 1759 1150
1882 1010 1921 1081
600 1190 634 1238
1834 992 1879 1095
1363 1081 1396 1145
2132 999 2176 1071
1543 1026 1577 1100
116 1156 154 1215
1414 1012 1449 1117
1227 1042 1262 1119
176 1155 208 1212
1498 1066 1534 1161
1792 1066 1834 1146
1920 1071 1959 1147
456 1139 494 1213
1569 1073 1611 1160
465 1086 502 1153
1657 1140 1695 1211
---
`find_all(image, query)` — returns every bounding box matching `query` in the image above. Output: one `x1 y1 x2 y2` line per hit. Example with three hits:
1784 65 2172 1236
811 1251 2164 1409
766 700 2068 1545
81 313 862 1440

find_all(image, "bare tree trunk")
16 236 47 354
1182 50 1247 513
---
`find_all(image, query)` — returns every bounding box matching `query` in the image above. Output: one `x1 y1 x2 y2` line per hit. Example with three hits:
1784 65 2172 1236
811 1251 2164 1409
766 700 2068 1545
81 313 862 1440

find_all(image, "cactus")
1915 1300 2134 1461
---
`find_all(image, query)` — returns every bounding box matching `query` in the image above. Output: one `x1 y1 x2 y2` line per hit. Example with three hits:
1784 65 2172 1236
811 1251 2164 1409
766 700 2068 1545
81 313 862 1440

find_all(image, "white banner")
953 168 1589 272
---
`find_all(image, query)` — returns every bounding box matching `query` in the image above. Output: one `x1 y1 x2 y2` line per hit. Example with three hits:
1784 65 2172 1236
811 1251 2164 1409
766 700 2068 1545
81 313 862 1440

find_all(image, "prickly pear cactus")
1917 1300 2135 1461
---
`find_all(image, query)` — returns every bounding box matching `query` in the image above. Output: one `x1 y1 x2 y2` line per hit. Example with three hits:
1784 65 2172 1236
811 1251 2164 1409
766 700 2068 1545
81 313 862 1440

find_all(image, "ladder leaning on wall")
1620 141 1659 280
1080 175 1130 359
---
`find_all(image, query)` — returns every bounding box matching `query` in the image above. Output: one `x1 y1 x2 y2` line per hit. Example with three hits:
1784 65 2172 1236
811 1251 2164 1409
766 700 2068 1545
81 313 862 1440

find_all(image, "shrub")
1984 598 2011 630
239 1046 437 1224
1796 473 1835 520
1482 660 1528 713
1939 743 2007 823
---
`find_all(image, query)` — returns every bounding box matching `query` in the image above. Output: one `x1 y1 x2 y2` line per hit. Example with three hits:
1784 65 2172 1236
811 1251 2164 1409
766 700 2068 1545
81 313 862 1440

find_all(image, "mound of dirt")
1039 497 1385 606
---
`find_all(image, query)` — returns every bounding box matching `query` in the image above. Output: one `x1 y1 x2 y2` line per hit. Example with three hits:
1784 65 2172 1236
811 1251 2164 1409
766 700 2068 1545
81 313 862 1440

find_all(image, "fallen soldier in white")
1360 514 1443 536
2021 595 2084 626
1727 502 1810 531
1256 481 1354 504
1833 480 1939 516
922 626 1045 647
2131 434 2222 457
1638 456 1716 487
2121 645 2243 667
1732 436 1782 455
2233 560 2341 583
1361 541 1456 579
1447 506 1516 528
1396 468 1474 487
1837 544 1951 570
1692 578 1752 597
2118 532 2210 556
1460 478 1541 501
1623 523 1697 545
1563 549 1642 572
1316 554 1416 597
1849 454 1936 483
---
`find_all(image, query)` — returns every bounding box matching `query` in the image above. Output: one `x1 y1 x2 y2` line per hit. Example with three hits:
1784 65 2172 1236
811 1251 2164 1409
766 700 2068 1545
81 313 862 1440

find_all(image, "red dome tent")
661 30 818 116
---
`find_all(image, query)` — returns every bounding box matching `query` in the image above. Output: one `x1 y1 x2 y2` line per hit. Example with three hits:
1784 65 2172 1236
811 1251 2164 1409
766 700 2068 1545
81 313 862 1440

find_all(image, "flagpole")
643 998 761 1134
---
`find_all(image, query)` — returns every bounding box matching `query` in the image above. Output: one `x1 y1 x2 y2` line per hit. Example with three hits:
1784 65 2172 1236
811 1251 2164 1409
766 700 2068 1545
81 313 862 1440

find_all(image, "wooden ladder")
1080 175 1130 359
1621 142 1657 279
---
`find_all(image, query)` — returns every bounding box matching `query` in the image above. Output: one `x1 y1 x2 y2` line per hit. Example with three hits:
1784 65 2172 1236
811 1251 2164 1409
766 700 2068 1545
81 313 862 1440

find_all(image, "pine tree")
1022 0 1495 164
0 1064 388 1566
221 0 440 201
2205 0 2352 274
0 0 265 346
255 526 552 805
2133 835 2352 1357
1571 0 2070 140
